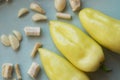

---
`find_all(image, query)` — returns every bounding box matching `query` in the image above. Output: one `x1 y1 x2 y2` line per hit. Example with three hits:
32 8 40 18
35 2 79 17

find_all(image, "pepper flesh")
79 8 120 54
38 48 89 80
49 21 104 72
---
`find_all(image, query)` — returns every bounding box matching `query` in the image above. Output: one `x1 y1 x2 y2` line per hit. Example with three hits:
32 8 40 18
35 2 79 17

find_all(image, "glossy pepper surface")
79 8 120 54
49 21 104 72
38 48 89 80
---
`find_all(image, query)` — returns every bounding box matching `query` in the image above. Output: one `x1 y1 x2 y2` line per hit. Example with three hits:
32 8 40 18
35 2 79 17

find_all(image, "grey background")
0 0 120 80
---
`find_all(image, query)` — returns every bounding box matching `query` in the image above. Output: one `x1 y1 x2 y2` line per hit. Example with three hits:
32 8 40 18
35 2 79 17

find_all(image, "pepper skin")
49 21 104 72
38 48 89 80
79 8 120 54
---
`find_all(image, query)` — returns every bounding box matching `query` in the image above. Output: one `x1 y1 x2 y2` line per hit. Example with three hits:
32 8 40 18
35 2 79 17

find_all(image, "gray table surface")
0 0 120 80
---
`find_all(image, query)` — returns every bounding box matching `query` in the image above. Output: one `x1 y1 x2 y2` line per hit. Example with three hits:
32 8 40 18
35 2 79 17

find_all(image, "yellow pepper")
38 48 89 80
79 8 120 54
49 21 104 72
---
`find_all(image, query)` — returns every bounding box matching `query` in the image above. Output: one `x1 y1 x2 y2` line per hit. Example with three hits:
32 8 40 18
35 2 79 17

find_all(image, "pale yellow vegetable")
49 21 104 72
79 8 120 54
39 48 89 80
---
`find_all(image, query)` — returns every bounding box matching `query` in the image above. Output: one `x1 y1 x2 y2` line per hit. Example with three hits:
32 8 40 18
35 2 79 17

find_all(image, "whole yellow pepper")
38 48 89 80
49 21 104 72
79 8 120 54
